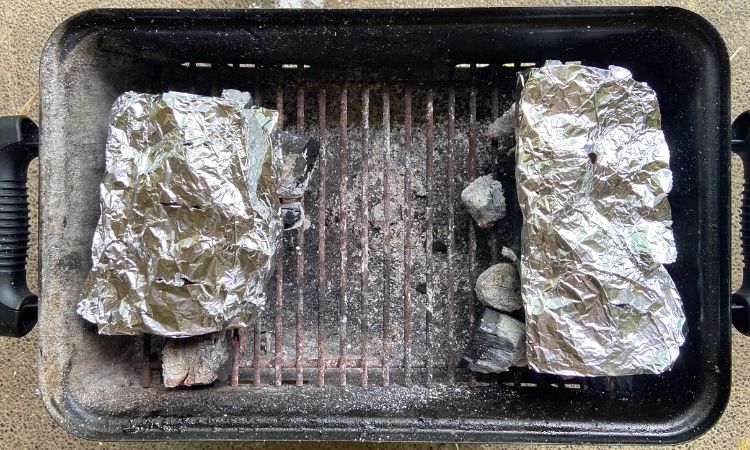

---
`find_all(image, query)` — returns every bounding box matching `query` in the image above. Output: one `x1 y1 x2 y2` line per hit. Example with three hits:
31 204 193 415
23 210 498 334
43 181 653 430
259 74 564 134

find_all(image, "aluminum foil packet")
516 61 686 376
77 90 282 337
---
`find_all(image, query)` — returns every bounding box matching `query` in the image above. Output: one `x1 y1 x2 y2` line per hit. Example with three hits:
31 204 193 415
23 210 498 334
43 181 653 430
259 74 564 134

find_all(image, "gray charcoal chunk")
475 262 522 312
461 175 506 228
275 131 320 199
281 201 305 230
467 309 526 374
162 331 232 387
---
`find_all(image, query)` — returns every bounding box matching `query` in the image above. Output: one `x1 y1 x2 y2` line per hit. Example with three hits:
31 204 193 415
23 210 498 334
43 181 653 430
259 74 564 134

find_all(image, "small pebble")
475 262 522 312
461 175 506 229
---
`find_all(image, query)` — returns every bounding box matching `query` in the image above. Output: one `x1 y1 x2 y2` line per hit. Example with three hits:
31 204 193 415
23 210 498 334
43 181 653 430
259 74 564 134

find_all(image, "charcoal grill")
0 7 740 444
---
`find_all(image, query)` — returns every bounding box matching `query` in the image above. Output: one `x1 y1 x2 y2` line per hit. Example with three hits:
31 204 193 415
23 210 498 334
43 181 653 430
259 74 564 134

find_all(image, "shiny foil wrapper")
77 90 281 337
516 61 686 376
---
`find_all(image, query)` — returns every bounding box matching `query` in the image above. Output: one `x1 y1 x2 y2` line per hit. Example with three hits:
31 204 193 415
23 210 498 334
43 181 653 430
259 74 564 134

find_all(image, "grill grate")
136 62 603 391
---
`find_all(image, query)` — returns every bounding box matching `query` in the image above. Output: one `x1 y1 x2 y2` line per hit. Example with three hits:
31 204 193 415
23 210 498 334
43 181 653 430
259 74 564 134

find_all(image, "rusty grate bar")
360 86 371 388
296 228 305 386
317 88 327 386
295 75 306 387
424 88 435 385
231 328 246 387
490 73 500 264
381 86 392 388
296 77 305 134
275 85 285 387
274 255 284 386
141 334 151 388
446 87 457 385
468 75 478 335
230 332 239 387
277 80 285 125
402 87 414 386
252 316 262 386
338 82 350 386
467 68 479 388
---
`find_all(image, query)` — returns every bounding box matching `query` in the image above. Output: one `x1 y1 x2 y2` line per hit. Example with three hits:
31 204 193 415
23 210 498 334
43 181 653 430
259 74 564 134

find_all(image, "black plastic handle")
731 112 750 335
0 116 38 337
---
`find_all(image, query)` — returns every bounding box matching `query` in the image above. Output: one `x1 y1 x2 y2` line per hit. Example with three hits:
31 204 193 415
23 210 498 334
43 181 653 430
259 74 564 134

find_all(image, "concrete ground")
1 0 748 448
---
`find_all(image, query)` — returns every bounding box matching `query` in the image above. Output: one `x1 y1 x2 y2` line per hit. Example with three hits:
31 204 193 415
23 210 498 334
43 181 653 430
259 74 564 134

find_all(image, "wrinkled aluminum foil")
516 61 686 376
77 90 281 337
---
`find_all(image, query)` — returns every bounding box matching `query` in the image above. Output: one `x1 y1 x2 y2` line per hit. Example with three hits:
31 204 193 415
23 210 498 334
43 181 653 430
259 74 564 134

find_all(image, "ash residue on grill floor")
81 380 524 432
244 84 518 386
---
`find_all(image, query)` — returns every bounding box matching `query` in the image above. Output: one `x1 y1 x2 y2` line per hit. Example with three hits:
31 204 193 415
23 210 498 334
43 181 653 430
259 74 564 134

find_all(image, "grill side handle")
0 116 38 337
732 111 750 335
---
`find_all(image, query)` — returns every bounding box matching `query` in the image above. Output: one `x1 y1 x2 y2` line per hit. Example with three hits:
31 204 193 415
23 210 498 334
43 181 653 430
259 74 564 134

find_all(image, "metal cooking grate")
137 62 603 391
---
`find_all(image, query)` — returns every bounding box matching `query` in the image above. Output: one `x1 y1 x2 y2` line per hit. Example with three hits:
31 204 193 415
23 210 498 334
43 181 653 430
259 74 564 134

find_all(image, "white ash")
475 262 522 312
370 200 400 230
466 309 526 374
161 331 232 388
411 176 427 198
461 175 506 229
